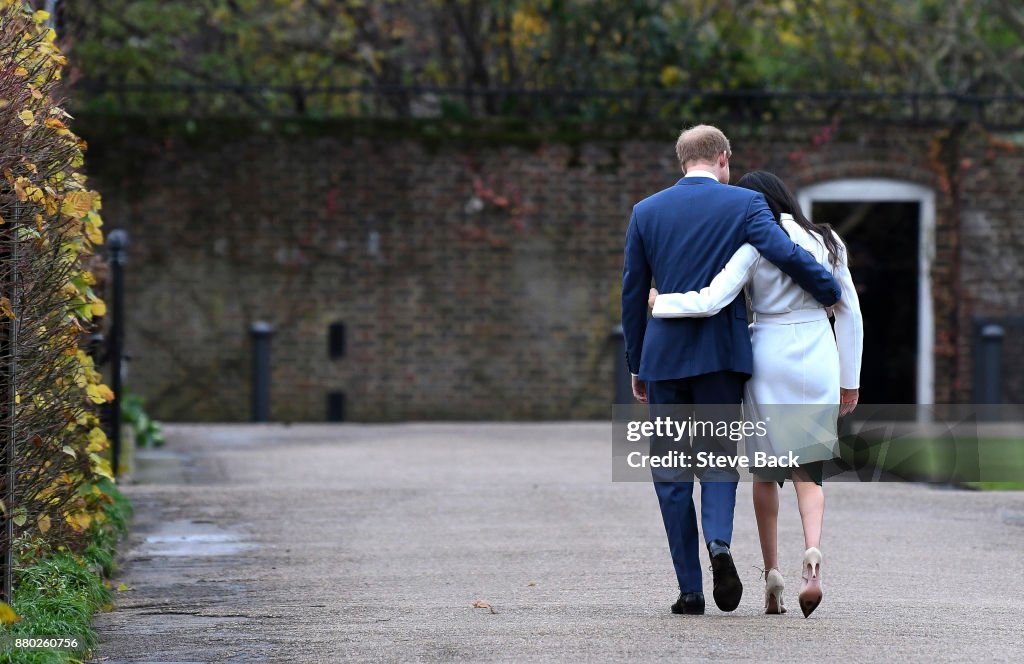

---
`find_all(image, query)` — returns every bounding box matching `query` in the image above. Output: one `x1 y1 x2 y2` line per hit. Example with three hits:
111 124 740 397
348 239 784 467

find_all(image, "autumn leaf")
0 602 21 625
19 110 34 126
61 191 94 218
116 583 134 592
0 296 14 320
65 510 92 532
86 384 109 404
12 507 27 527
471 600 497 614
89 453 115 481
87 426 109 452
37 513 51 534
91 299 107 317
84 214 104 244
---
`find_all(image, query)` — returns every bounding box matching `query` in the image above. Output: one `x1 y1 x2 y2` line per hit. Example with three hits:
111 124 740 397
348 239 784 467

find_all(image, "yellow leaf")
37 513 51 534
89 453 114 481
87 426 109 452
61 191 94 218
33 9 50 24
116 583 133 592
0 296 15 320
14 66 27 77
84 216 104 245
91 299 107 317
86 384 107 404
19 110 34 126
66 511 92 531
0 602 21 625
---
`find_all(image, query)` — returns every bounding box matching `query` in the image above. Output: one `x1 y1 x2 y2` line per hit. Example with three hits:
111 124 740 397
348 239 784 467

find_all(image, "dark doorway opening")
811 201 920 404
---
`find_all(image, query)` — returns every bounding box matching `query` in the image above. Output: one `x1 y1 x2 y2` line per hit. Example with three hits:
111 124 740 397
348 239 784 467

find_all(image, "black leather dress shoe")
671 591 705 615
707 539 743 612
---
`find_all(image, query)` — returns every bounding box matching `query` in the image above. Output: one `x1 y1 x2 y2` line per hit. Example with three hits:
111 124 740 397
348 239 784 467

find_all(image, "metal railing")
68 82 1024 129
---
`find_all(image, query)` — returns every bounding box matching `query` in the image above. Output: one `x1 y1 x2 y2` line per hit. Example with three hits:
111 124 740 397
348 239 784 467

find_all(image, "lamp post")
106 230 128 476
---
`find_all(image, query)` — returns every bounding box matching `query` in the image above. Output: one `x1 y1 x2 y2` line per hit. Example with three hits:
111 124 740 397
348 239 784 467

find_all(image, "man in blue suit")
621 125 841 615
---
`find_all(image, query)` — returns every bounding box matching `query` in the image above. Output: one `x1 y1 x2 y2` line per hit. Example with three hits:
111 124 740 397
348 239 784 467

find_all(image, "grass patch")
837 435 1024 487
963 482 1024 491
0 478 132 663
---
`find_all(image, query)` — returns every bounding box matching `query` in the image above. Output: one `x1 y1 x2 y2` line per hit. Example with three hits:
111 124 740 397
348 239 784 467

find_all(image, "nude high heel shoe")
764 568 786 614
799 547 823 618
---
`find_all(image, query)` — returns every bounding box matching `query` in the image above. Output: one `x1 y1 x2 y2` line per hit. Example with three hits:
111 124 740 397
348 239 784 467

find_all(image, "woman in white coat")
648 171 863 618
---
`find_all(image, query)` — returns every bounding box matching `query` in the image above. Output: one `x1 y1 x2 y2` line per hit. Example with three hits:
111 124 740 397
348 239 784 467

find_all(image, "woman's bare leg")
792 468 824 550
752 479 780 569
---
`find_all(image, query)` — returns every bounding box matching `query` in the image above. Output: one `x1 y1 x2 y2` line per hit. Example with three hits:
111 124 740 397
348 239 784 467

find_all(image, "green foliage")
121 393 164 449
0 479 130 664
62 0 1024 118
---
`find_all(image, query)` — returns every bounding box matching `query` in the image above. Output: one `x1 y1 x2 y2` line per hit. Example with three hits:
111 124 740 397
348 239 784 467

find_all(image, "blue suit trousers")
646 371 746 593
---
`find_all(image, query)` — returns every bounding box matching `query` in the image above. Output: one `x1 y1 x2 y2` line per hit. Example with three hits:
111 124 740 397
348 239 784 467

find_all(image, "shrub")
0 0 115 581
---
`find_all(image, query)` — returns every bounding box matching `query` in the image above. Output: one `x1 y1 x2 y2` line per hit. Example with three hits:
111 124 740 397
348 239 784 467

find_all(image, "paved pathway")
90 424 1024 663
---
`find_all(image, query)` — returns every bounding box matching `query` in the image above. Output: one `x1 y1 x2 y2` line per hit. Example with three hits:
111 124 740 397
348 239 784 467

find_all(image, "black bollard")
106 229 128 477
327 390 346 422
610 325 632 404
975 323 1004 405
250 321 274 422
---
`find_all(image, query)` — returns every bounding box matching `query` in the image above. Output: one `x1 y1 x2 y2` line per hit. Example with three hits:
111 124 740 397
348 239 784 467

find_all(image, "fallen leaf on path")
471 600 497 614
116 584 134 592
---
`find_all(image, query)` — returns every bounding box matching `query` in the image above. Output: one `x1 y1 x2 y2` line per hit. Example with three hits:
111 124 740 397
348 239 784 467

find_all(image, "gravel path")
89 423 1024 663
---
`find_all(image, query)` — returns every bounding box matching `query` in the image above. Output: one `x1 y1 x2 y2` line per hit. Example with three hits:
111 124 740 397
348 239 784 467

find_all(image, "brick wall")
78 117 1023 420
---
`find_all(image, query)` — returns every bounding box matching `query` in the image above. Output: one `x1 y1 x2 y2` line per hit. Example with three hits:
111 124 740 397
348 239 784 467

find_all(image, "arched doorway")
798 179 935 405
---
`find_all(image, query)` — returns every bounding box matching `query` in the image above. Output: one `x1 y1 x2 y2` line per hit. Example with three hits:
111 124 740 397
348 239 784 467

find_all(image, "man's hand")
632 375 648 403
840 388 859 417
648 287 659 310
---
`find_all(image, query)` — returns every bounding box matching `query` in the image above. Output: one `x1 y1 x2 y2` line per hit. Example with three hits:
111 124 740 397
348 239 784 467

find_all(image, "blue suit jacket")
621 176 842 381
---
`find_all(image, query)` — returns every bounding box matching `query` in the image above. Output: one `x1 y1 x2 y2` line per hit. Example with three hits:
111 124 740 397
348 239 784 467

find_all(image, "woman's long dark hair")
736 171 842 267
